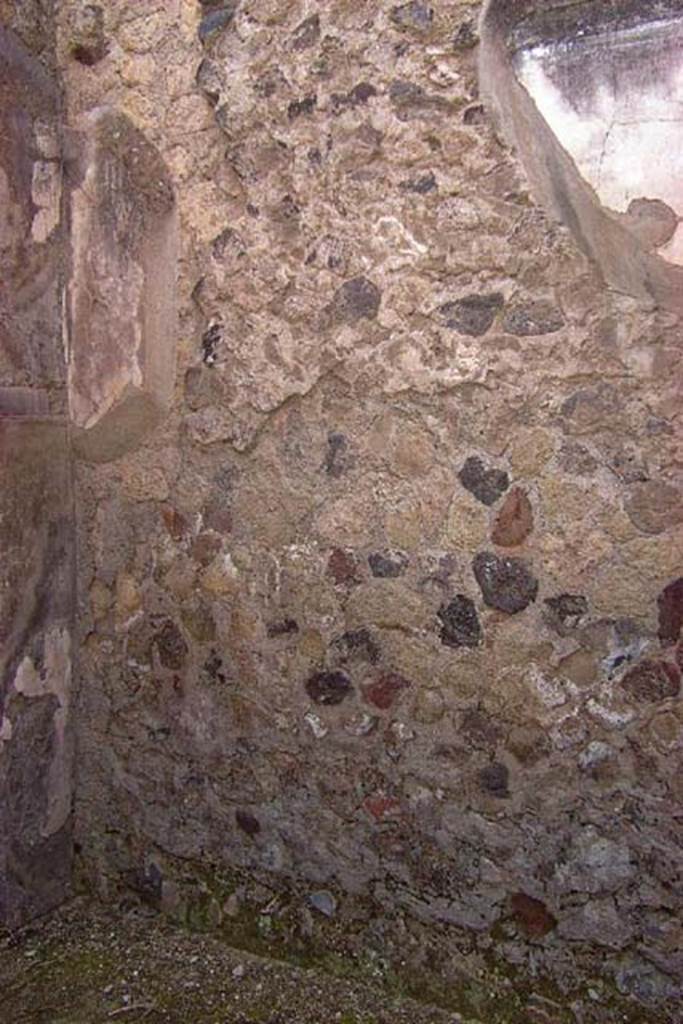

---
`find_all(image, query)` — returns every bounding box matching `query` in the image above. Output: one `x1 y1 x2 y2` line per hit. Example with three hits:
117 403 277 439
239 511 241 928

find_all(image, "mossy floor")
0 899 470 1024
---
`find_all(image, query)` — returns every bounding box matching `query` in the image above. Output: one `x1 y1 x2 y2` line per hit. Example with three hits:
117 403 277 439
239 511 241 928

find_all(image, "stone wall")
43 0 683 1013
0 10 75 926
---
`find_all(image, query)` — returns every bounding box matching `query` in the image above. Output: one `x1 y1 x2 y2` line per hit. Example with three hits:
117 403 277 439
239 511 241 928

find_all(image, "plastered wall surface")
2 0 681 1013
515 14 683 265
0 3 75 927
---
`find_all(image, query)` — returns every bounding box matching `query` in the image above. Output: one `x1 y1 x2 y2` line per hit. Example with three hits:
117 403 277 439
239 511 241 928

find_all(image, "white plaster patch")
516 21 683 264
528 664 577 708
587 698 635 729
373 216 428 263
304 711 328 739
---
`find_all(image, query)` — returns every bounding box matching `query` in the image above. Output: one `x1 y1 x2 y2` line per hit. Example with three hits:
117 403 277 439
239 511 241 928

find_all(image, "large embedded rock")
472 551 538 613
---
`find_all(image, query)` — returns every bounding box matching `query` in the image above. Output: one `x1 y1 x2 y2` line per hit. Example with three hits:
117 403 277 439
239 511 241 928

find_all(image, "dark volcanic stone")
390 2 434 32
458 456 509 506
460 707 502 748
544 593 588 629
658 577 683 646
620 661 680 703
201 321 222 364
332 82 378 112
198 5 237 42
70 4 108 65
266 618 299 638
324 432 350 477
287 94 317 119
154 620 188 670
203 650 229 685
330 276 381 324
348 81 377 105
510 893 557 938
473 552 538 614
368 551 408 578
363 671 411 710
388 79 451 119
502 300 565 336
333 628 381 665
438 595 482 648
125 863 163 906
235 810 261 836
463 104 486 125
479 761 509 797
305 670 353 705
399 171 437 194
439 293 504 336
453 20 478 49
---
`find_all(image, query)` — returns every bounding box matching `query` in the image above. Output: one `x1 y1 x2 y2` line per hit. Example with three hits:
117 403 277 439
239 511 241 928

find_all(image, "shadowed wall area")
1 2 681 1021
0 11 75 927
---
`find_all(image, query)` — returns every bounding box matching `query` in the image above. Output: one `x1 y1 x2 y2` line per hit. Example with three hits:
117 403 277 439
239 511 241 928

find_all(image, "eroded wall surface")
0 7 75 926
62 0 683 1010
514 4 683 265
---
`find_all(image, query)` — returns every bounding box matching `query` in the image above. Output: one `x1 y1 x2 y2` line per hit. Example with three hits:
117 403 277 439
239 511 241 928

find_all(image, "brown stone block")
491 486 534 547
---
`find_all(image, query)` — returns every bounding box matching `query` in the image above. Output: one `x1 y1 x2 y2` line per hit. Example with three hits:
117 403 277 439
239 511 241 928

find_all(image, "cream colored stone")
200 553 240 597
623 532 683 580
346 582 430 632
388 421 436 478
119 459 169 502
183 181 237 246
120 54 157 87
413 688 445 724
441 491 489 551
385 499 425 549
117 12 167 53
120 92 158 132
380 633 439 685
296 630 327 665
598 507 641 545
90 578 112 621
507 427 555 477
315 491 376 547
115 573 142 629
538 476 593 525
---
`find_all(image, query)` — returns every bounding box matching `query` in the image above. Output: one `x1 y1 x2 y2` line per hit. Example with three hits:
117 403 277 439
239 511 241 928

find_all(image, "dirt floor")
0 899 671 1024
0 898 473 1024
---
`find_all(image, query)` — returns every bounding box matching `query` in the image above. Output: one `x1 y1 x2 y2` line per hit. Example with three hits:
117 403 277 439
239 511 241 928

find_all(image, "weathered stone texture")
0 21 64 398
67 107 178 461
51 0 683 1015
0 422 74 926
0 11 75 929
